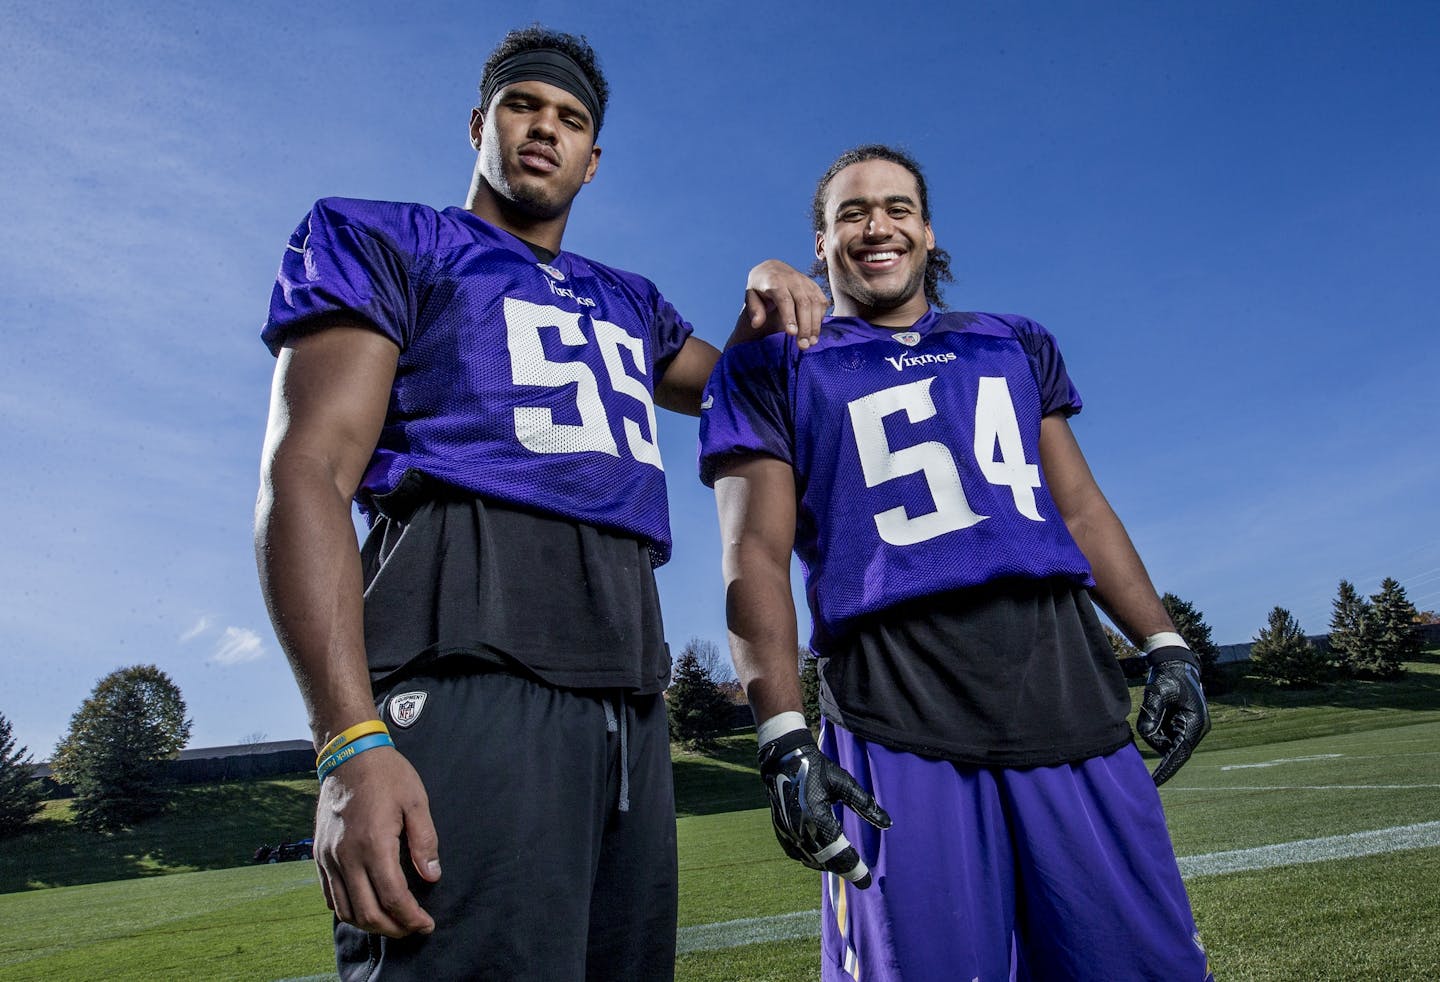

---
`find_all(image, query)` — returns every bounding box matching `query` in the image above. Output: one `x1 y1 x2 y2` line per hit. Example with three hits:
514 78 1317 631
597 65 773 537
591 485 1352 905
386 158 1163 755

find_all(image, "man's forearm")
1039 415 1175 647
1066 500 1175 645
725 548 804 725
715 459 805 725
255 461 379 750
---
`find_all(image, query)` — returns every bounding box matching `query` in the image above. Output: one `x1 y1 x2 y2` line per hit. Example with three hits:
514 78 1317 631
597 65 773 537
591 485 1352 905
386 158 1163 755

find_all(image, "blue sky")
2 1 1436 756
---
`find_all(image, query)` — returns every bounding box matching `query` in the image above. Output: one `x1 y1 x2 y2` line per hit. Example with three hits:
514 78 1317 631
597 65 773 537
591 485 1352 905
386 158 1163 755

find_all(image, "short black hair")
810 144 954 309
479 26 609 132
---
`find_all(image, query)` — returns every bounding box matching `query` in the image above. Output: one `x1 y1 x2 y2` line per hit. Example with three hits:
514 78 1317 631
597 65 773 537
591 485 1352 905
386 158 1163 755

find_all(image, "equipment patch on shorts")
389 691 428 728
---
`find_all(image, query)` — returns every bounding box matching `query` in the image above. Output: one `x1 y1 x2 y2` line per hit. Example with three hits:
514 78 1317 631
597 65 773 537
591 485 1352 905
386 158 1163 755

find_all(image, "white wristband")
757 711 808 746
1142 632 1188 654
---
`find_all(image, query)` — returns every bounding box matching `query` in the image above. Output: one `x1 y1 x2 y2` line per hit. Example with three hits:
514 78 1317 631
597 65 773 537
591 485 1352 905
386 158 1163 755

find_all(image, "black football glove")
758 726 892 888
1136 646 1211 786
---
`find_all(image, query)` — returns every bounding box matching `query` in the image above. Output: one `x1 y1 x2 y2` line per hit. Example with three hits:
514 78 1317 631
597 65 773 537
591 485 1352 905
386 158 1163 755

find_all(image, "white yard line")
1177 820 1440 877
676 909 823 954
1221 754 1342 770
674 821 1440 954
1166 784 1440 790
275 820 1440 975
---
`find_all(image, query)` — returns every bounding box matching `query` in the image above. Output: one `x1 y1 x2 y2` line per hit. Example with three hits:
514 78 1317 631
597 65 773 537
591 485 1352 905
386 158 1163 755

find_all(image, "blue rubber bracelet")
316 732 395 783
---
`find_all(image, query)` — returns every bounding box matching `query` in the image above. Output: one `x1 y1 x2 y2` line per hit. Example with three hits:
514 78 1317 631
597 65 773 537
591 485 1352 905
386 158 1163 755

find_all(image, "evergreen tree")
50 665 193 831
667 642 731 751
1366 577 1420 678
0 712 46 837
1160 593 1225 692
798 648 822 730
1326 579 1375 676
1250 607 1326 686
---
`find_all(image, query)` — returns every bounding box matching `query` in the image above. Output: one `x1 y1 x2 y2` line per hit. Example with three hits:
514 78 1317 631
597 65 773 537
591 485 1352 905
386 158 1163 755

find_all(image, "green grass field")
2 659 1437 980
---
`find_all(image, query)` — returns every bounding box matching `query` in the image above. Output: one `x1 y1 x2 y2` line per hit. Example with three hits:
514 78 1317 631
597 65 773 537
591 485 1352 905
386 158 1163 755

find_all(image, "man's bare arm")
1039 413 1212 783
714 455 804 721
1039 413 1176 644
653 260 828 415
654 335 722 416
737 259 828 352
715 455 891 883
255 324 439 938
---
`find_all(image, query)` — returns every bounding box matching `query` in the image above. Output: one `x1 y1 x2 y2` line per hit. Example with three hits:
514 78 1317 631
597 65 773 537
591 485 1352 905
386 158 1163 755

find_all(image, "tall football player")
701 145 1213 981
256 26 824 982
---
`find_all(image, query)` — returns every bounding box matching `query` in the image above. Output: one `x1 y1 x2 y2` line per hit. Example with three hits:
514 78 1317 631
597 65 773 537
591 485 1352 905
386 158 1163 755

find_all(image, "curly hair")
479 25 610 132
810 144 954 309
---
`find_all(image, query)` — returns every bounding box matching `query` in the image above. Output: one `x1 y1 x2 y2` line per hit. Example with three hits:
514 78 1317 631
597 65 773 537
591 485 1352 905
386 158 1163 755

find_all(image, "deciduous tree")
50 665 193 831
1103 625 1145 679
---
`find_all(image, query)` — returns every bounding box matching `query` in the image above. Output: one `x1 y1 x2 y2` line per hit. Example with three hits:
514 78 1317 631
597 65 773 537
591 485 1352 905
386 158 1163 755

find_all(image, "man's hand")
314 746 442 937
1136 647 1211 786
736 259 828 350
758 723 891 887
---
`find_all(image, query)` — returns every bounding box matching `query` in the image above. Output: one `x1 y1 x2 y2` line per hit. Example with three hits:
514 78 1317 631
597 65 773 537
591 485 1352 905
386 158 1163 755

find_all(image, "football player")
256 26 824 981
700 144 1213 980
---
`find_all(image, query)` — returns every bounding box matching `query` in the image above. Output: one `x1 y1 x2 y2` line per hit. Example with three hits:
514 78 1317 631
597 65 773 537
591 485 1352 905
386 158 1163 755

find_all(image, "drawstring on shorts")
602 693 631 813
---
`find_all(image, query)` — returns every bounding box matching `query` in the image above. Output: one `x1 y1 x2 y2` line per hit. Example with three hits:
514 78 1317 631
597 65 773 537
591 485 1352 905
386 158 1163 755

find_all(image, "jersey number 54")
848 376 1041 546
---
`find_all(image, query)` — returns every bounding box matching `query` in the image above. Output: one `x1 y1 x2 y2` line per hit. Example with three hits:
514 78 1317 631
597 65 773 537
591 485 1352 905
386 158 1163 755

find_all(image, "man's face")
469 80 601 221
816 159 935 320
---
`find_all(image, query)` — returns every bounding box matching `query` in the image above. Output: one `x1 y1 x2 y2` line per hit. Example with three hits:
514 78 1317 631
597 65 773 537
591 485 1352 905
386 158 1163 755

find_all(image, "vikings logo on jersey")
699 310 1094 644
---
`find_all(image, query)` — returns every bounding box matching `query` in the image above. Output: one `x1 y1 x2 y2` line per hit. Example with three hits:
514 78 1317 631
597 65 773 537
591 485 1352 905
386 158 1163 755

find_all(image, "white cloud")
211 627 265 666
180 615 214 642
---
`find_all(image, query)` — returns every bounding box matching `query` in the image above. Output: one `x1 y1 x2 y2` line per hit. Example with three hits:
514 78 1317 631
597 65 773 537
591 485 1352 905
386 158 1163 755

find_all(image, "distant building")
34 739 315 793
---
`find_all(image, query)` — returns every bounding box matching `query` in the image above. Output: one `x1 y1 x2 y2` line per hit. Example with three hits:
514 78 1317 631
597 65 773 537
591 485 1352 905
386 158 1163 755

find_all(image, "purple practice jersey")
264 198 693 564
699 310 1094 646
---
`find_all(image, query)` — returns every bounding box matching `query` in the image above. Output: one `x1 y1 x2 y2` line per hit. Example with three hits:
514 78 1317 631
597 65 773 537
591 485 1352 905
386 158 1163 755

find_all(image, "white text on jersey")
547 277 597 308
885 351 956 372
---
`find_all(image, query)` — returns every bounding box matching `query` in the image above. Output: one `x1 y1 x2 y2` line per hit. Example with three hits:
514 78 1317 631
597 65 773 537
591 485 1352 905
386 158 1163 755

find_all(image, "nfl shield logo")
389 691 428 728
536 262 565 282
894 331 921 347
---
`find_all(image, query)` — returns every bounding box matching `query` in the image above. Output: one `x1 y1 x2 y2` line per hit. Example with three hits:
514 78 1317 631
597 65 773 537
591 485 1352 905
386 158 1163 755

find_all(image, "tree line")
5 576 1433 834
666 576 1436 752
1252 577 1427 686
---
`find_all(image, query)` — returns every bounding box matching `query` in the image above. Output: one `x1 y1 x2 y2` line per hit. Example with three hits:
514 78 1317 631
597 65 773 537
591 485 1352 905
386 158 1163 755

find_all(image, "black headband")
480 49 603 133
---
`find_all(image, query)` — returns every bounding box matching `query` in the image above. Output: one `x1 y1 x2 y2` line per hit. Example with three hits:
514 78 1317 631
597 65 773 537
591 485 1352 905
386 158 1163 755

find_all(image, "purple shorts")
820 721 1212 981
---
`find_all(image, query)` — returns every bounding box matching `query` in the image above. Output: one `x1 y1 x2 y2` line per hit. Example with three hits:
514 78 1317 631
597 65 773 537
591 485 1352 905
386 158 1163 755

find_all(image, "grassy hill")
5 650 1434 892
3 655 1437 894
1140 653 1440 751
0 656 1437 979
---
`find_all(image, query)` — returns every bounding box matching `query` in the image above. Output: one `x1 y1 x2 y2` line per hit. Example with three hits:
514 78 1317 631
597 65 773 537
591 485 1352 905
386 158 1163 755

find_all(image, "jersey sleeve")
697 335 793 486
1013 316 1083 417
261 198 420 356
649 292 695 381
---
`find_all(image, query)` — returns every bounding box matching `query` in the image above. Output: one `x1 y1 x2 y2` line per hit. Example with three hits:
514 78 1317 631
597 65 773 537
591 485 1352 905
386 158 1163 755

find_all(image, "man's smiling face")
816 158 935 326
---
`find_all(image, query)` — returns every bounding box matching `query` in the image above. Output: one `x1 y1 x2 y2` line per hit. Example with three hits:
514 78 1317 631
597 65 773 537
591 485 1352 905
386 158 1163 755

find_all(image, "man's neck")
464 173 569 255
832 295 930 329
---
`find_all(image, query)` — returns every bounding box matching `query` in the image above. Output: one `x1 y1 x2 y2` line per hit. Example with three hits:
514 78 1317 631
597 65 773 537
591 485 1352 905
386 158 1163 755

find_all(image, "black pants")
335 664 678 981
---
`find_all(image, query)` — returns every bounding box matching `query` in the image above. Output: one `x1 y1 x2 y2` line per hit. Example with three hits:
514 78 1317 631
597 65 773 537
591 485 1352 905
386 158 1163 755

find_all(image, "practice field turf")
2 665 1437 980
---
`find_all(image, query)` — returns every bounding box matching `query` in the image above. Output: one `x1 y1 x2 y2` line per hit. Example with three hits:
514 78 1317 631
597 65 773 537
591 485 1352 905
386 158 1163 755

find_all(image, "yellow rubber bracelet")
316 719 390 766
